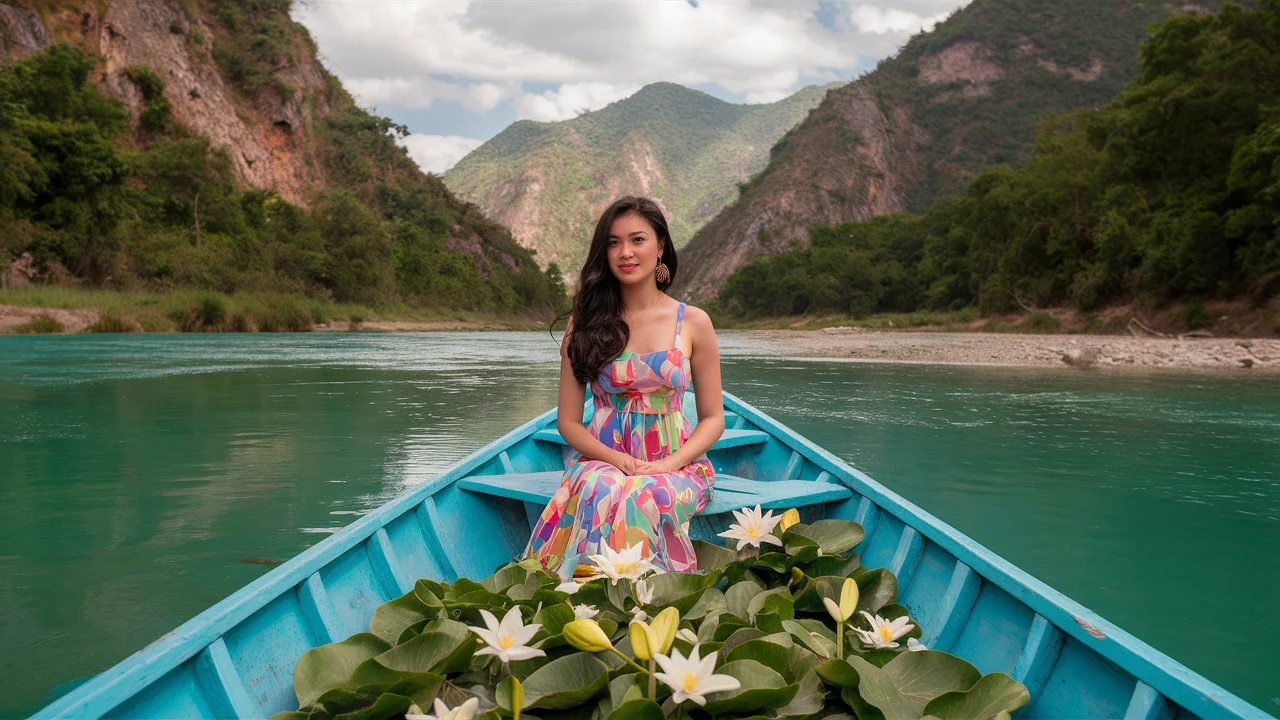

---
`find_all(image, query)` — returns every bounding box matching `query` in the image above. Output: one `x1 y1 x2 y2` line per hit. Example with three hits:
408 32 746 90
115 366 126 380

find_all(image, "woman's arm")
642 306 724 473
556 318 642 473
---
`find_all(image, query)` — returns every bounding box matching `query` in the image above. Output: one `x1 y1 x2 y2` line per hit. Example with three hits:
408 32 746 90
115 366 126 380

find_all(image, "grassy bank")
0 287 552 334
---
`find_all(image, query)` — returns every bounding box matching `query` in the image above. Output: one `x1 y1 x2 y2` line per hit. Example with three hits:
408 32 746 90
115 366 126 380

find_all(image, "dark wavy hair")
561 196 678 384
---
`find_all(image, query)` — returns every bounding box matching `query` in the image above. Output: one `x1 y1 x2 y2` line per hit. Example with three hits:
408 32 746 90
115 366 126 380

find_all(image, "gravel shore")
740 329 1280 373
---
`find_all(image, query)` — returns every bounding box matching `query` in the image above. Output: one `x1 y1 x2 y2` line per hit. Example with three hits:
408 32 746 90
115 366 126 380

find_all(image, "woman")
524 196 725 580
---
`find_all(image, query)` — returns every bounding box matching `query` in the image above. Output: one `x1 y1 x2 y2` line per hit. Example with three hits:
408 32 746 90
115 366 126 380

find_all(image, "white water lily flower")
587 542 656 583
717 505 785 550
852 610 915 650
470 606 546 663
555 581 583 595
907 637 928 652
573 603 599 620
653 645 742 706
405 697 480 720
635 579 655 605
677 628 699 644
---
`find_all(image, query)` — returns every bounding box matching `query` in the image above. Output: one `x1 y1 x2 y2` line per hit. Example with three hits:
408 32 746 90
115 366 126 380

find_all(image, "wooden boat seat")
530 427 770 449
457 471 853 516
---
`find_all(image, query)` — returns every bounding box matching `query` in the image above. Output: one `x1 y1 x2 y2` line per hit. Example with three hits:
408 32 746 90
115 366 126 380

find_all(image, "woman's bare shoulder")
681 304 714 330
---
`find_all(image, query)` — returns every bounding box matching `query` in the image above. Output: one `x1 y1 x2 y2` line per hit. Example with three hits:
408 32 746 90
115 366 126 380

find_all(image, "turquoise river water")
1 332 1277 716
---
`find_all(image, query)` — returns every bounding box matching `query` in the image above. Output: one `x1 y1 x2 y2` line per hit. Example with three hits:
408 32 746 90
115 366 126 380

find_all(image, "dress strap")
673 302 686 347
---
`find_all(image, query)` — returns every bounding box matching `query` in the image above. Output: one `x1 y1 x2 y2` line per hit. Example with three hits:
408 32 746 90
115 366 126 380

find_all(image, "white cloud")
516 82 643 122
398 134 485 174
292 1 977 139
849 3 954 34
743 89 793 105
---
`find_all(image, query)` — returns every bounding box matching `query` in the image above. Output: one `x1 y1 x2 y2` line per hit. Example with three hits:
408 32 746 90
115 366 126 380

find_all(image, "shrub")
1016 311 1063 334
13 314 63 333
198 294 227 327
88 311 136 333
1182 299 1209 330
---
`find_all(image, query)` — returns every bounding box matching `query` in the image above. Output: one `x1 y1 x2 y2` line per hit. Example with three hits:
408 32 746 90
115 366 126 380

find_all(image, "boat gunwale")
36 391 1269 719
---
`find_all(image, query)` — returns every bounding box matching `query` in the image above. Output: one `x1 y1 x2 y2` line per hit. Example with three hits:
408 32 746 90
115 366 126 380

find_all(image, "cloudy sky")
293 0 971 174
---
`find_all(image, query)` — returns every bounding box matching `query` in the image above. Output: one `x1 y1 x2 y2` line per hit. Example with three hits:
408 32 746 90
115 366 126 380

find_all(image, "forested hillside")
673 0 1239 301
0 0 564 328
717 1 1279 331
444 82 834 274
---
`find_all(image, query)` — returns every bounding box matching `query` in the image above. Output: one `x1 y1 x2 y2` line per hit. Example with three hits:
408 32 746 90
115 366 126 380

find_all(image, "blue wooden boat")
35 391 1269 719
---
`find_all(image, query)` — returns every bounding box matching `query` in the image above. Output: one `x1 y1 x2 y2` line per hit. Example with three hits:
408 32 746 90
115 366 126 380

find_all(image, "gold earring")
655 262 670 285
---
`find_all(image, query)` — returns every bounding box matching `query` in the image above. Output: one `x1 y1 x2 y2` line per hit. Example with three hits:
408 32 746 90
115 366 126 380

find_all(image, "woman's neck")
619 282 666 315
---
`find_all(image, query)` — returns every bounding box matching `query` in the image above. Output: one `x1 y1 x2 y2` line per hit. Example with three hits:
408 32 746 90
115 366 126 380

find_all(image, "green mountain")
0 0 563 320
442 82 835 274
671 0 1239 301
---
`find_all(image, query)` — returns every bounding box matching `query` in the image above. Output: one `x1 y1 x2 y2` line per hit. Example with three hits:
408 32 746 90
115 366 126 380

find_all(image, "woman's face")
606 212 663 286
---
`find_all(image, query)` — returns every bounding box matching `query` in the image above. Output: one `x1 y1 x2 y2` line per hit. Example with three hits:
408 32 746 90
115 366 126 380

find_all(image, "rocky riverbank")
741 328 1280 372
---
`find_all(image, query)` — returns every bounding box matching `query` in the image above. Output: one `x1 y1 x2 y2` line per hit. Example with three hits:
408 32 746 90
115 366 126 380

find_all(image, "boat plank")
888 525 924 591
297 572 343 644
922 560 981 652
852 496 879 553
1126 682 1175 720
193 638 257 719
1013 614 1065 702
531 427 769 450
368 528 413 596
415 499 459 582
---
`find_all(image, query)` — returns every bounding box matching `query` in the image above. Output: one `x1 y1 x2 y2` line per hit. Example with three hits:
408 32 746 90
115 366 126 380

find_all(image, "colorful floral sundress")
524 302 715 580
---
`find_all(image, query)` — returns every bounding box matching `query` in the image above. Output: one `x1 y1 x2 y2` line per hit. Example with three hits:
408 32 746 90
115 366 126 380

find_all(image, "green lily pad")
331 691 411 720
645 569 721 614
800 553 862 579
721 627 767 655
482 564 529 594
791 575 848 613
607 698 664 719
315 688 376 716
414 580 446 607
295 633 391 707
369 592 434 644
684 587 725 620
922 672 1030 719
516 652 610 710
850 651 981 718
814 658 860 688
701 659 799 715
753 552 790 574
776 668 826 718
726 639 793 679
374 619 474 675
725 579 764 620
746 587 793 621
784 620 836 659
535 602 576 636
786 520 864 556
693 539 739 570
852 567 898 614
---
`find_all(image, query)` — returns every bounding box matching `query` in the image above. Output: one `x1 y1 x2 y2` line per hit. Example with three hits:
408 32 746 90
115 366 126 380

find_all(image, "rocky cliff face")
670 0 1232 301
1 0 330 205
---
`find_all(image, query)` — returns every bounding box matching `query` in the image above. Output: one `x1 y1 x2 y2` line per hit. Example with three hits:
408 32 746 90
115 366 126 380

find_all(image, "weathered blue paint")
34 391 1271 719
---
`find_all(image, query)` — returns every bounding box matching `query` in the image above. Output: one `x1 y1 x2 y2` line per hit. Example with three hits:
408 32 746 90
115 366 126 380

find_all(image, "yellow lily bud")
822 577 860 623
839 577 859 620
649 607 680 656
629 619 658 661
563 619 613 653
790 567 804 585
779 508 801 532
510 677 524 720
